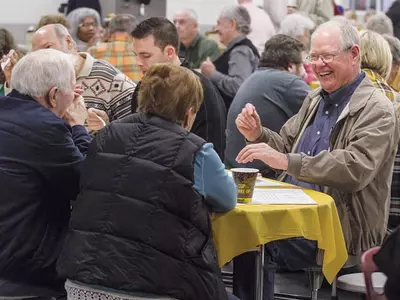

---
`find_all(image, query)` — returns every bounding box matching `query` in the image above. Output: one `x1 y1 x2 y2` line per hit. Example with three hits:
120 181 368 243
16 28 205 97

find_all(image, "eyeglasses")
306 46 352 64
79 22 97 29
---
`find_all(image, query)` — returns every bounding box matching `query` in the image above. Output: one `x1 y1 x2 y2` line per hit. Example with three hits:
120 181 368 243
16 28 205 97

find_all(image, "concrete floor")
275 272 363 300
223 264 364 300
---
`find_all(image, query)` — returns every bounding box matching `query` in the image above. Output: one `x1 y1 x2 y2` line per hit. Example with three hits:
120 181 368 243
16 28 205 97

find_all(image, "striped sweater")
77 52 136 121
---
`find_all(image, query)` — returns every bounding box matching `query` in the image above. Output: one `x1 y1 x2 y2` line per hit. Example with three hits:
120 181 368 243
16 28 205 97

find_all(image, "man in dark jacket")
130 18 227 160
89 18 227 160
0 49 91 297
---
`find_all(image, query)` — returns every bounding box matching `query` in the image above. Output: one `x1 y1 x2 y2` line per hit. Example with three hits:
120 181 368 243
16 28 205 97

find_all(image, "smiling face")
310 26 360 93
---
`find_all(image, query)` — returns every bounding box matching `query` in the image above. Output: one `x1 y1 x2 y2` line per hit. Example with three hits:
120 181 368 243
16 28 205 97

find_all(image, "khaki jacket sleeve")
287 98 399 193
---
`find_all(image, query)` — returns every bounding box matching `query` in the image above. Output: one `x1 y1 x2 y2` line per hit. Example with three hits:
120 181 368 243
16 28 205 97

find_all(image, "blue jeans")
233 238 318 300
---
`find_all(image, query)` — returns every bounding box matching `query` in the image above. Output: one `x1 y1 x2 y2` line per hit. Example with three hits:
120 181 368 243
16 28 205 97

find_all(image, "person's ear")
287 63 296 74
164 45 176 60
48 86 58 108
351 45 360 64
66 35 74 50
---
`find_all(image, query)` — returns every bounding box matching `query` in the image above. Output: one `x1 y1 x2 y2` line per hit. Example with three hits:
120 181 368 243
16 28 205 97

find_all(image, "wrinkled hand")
235 103 263 142
200 57 216 77
236 143 288 170
1 49 19 85
87 108 109 131
64 94 88 127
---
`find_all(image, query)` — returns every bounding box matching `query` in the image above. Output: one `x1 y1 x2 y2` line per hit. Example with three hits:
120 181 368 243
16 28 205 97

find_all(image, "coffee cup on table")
231 168 259 203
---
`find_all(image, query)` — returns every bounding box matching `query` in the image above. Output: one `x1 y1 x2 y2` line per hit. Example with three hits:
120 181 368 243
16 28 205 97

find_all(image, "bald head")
32 24 75 53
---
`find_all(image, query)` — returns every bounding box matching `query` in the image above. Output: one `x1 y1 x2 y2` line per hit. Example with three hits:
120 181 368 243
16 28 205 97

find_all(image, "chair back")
361 247 385 300
65 280 176 300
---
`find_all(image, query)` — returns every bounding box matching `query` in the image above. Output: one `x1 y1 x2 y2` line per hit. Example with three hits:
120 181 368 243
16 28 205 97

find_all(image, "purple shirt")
285 72 365 191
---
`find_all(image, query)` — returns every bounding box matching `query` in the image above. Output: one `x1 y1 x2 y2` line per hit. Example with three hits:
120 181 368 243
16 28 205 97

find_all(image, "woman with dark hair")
0 28 18 95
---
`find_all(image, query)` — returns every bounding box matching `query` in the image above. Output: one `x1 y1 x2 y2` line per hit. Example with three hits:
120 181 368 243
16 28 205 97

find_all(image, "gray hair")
174 9 198 24
11 49 75 99
383 34 400 64
220 5 251 35
366 12 394 35
312 21 360 50
109 14 137 34
279 13 315 39
67 7 101 50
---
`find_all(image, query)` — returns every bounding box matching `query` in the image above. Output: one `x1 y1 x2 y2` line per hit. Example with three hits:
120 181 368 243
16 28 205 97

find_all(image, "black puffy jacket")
57 113 228 300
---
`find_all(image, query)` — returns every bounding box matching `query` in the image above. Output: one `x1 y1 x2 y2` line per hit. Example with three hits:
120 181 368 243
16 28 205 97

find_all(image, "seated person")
128 18 227 160
57 64 238 300
0 49 91 297
200 5 260 110
173 9 221 69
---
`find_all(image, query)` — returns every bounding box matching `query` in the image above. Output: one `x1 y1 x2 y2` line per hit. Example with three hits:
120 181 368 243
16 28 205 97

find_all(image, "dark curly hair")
0 28 17 84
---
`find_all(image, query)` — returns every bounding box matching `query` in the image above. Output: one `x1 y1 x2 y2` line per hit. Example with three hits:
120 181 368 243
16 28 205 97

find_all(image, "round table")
212 182 348 299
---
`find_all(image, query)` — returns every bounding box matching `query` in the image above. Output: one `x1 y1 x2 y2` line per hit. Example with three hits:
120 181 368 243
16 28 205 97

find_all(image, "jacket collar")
309 74 375 119
7 89 37 102
77 52 95 79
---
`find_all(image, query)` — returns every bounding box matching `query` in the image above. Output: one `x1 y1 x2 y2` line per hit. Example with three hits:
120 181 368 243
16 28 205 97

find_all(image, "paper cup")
231 168 259 203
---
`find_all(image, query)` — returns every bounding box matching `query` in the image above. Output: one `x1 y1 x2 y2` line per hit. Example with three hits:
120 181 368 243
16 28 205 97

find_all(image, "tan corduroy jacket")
253 76 400 255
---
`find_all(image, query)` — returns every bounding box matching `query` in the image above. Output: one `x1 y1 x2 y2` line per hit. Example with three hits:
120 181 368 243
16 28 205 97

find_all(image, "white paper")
255 178 285 187
251 189 317 205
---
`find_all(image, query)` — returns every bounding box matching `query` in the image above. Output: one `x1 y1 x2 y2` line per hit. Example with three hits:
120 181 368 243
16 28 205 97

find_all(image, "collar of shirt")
108 32 133 43
77 52 95 79
180 34 201 51
319 71 366 107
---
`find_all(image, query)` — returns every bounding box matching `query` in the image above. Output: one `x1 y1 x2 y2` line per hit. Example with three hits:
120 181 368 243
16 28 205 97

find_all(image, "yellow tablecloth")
212 187 348 283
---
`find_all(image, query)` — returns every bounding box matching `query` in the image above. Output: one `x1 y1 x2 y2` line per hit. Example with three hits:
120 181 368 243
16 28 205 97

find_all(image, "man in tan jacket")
235 21 399 299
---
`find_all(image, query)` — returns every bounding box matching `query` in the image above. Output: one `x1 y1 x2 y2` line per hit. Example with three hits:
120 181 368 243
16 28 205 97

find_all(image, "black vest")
57 113 228 300
213 37 260 110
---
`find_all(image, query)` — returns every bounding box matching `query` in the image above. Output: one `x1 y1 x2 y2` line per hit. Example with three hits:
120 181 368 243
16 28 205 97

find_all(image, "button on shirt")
285 72 366 191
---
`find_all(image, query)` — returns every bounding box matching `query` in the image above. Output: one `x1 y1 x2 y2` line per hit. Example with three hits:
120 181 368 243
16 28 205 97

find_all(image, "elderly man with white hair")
200 5 260 110
0 49 91 297
173 9 220 69
235 20 399 299
31 24 136 131
366 12 394 35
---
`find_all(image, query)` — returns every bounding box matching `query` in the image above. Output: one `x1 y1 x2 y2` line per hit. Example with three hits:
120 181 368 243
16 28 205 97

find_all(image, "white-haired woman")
279 13 316 84
67 7 102 51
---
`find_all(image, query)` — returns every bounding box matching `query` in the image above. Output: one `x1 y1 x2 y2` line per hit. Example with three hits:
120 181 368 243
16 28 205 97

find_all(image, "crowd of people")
1 0 400 299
